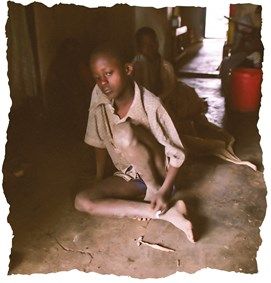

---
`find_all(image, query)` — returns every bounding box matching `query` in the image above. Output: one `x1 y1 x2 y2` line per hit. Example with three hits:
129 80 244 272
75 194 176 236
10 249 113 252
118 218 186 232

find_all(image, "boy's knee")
113 122 137 148
74 191 93 212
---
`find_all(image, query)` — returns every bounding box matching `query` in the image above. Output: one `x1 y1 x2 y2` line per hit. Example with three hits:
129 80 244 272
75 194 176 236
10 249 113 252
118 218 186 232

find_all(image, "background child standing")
132 27 256 171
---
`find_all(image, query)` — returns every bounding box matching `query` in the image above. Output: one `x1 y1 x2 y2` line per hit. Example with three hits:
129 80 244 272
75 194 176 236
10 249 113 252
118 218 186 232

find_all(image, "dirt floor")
3 39 267 278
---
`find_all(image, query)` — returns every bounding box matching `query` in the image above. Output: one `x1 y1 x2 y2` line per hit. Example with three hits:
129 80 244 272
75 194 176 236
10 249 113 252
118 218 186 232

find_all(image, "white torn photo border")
0 1 270 283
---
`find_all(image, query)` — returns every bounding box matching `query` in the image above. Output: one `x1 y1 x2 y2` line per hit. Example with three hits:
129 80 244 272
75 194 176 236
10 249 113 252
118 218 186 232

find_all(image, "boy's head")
89 45 133 100
135 27 159 60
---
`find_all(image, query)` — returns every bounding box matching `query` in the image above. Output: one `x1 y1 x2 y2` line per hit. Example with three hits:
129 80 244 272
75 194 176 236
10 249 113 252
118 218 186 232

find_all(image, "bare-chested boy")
74 45 195 243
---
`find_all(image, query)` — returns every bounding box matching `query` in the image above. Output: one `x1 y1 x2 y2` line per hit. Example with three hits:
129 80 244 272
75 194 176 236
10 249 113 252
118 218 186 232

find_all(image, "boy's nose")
100 75 108 85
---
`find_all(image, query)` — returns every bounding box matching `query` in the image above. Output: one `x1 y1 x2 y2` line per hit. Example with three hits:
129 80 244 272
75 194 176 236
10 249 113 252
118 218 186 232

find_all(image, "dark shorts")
131 177 176 196
114 165 176 199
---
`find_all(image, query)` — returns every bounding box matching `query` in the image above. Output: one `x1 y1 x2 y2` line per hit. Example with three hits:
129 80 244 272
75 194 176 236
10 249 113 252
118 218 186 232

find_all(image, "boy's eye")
105 71 113 77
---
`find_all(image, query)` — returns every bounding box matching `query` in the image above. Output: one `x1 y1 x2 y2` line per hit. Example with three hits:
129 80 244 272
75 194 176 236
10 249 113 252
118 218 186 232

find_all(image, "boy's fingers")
155 202 166 213
160 205 168 215
158 204 165 213
154 200 162 211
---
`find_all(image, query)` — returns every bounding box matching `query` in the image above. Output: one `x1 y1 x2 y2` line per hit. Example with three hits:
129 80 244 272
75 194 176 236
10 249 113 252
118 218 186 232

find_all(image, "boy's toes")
133 217 150 221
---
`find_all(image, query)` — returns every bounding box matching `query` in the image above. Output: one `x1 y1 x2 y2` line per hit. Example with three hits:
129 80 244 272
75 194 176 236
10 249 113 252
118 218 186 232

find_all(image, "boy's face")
139 34 159 60
90 53 131 100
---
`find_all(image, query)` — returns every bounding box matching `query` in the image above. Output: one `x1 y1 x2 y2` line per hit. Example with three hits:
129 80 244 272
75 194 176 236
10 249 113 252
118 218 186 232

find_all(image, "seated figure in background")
132 27 256 171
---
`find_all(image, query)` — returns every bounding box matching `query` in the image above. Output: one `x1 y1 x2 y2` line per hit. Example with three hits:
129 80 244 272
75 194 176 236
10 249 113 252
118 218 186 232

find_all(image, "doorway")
205 2 229 39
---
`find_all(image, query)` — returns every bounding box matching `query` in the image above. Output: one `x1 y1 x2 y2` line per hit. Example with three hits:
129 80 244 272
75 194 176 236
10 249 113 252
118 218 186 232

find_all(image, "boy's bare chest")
115 102 132 119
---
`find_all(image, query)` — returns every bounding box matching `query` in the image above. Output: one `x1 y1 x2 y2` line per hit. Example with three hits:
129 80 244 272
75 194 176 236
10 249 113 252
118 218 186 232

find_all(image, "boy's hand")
150 191 169 215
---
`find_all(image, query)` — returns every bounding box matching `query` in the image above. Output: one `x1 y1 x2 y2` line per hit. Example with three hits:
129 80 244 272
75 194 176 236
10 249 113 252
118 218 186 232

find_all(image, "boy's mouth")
102 88 112 95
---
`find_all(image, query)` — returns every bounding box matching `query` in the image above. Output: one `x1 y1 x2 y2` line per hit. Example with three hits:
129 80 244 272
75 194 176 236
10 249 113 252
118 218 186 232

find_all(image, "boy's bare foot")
160 200 195 243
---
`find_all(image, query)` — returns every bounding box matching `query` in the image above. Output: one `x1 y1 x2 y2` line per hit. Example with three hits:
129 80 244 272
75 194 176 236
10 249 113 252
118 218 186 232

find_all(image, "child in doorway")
132 27 257 171
74 45 195 243
132 26 207 120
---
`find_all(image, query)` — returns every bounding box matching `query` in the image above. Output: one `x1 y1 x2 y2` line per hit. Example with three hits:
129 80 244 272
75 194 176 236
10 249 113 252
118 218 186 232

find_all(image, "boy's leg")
75 176 152 217
75 176 194 243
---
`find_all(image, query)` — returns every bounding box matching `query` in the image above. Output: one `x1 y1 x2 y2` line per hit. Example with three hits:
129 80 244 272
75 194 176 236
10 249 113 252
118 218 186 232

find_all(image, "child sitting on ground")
74 45 195 243
132 27 256 171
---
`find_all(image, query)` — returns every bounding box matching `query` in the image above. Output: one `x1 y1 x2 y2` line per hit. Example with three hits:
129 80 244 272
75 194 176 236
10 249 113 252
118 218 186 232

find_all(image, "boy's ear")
125 63 134 76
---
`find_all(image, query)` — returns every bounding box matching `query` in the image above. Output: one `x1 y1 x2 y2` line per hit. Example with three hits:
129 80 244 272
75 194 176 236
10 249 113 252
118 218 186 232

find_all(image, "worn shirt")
84 82 185 178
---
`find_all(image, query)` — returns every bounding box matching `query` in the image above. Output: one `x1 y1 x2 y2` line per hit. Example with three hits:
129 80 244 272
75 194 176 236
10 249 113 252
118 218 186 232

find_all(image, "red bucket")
230 68 262 112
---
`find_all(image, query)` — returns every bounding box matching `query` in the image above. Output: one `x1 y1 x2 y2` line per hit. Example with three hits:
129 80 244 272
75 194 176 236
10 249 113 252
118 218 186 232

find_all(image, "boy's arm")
159 60 177 100
148 102 186 213
95 147 108 181
150 165 179 213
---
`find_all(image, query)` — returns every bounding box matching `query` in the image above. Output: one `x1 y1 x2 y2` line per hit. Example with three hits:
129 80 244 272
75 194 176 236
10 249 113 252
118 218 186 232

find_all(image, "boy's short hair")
89 42 128 66
135 26 157 47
